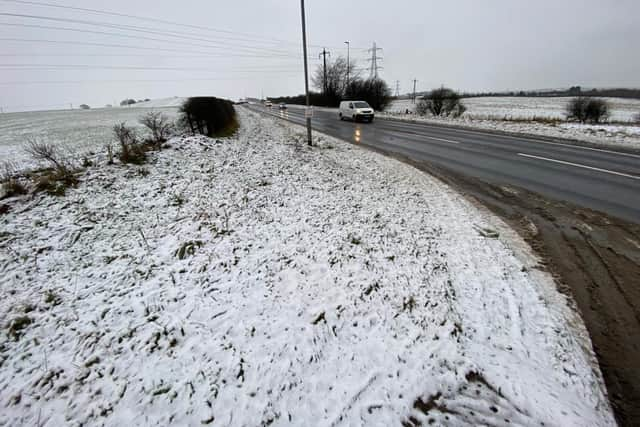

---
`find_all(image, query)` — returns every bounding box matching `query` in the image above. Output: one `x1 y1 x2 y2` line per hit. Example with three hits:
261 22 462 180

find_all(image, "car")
264 101 273 108
278 103 287 110
339 100 374 122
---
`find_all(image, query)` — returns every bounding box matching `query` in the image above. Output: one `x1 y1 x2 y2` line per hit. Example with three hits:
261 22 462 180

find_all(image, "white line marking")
422 135 460 144
517 153 640 180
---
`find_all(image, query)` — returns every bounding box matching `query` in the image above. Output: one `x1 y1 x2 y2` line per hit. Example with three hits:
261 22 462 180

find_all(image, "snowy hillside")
0 109 614 426
124 97 187 109
0 107 181 170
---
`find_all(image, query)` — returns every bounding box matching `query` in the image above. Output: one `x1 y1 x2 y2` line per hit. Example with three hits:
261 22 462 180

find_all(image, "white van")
339 101 374 122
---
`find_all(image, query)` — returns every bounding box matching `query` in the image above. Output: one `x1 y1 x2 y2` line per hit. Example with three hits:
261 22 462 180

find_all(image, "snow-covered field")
125 97 187 109
0 106 180 170
384 97 640 149
387 97 640 122
0 108 614 426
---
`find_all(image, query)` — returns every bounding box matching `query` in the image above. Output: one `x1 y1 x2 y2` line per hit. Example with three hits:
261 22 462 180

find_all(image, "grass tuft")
7 316 32 340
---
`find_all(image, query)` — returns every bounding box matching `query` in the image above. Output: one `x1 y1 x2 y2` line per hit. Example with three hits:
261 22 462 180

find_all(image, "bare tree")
566 97 589 123
139 111 174 147
345 78 392 111
312 56 361 106
418 87 466 117
566 97 609 123
585 98 609 124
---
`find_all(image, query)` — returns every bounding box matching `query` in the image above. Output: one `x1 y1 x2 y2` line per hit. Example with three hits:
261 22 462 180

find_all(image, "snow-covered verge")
0 107 180 170
383 97 640 150
0 108 614 426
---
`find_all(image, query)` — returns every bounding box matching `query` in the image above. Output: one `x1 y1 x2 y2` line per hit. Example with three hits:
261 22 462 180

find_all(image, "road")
247 104 640 222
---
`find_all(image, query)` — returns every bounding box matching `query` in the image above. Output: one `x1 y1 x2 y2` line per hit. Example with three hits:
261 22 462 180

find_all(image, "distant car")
264 101 273 108
278 103 287 110
339 100 374 122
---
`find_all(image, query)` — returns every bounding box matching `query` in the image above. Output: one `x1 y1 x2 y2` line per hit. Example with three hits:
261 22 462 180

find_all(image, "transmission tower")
395 80 400 97
366 42 383 79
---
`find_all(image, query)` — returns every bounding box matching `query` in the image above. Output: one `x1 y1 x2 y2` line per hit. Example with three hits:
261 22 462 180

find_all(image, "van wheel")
339 113 343 120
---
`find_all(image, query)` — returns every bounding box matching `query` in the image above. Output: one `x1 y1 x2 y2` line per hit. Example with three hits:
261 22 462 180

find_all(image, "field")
388 96 640 121
0 106 180 170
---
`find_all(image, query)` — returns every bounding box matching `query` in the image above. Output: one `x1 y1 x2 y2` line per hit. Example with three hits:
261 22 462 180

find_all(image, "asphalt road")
247 104 640 222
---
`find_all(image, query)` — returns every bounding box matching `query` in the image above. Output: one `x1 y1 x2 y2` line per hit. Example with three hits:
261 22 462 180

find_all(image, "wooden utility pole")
300 0 312 146
319 48 330 93
412 79 418 103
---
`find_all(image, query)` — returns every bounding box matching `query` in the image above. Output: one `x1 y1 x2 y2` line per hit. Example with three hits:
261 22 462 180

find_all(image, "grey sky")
1 0 639 112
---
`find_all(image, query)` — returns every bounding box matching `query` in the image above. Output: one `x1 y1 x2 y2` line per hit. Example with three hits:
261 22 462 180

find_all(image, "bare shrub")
634 112 640 124
139 111 174 148
419 87 466 117
34 169 77 196
24 139 70 172
24 139 78 196
1 161 27 199
567 97 609 123
415 99 429 116
113 122 146 164
105 143 114 164
585 98 609 124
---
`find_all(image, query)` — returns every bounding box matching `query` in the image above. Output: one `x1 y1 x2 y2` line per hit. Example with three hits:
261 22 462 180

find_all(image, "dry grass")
1 161 28 199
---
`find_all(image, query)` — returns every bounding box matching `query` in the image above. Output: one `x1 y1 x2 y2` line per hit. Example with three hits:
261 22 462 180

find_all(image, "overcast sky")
1 0 639 112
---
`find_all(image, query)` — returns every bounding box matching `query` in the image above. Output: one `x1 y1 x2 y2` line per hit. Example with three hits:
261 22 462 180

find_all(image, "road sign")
305 107 314 118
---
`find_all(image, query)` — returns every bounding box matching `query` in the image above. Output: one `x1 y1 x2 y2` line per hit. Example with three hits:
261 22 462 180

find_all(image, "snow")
387 96 640 121
382 97 640 150
0 107 180 170
124 97 187 109
0 108 614 426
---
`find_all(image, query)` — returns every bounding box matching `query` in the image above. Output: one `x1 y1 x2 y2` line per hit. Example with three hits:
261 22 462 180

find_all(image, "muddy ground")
389 154 640 426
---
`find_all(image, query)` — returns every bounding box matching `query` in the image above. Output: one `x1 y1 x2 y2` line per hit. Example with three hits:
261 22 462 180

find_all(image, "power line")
0 37 294 57
0 21 303 58
0 0 362 50
0 76 301 85
0 0 298 46
0 53 313 60
0 64 304 72
0 13 298 56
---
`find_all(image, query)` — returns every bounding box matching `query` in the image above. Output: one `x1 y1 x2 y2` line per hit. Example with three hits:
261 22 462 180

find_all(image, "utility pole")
300 0 312 146
367 42 383 79
412 79 418 103
319 48 330 93
344 41 350 88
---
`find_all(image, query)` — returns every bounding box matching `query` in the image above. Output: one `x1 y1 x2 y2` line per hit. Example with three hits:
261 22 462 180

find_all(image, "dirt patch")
399 157 640 426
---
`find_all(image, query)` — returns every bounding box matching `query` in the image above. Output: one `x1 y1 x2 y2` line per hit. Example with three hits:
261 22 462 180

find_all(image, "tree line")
270 55 392 111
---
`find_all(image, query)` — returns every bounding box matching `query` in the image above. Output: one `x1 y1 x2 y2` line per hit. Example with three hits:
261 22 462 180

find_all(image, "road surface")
247 104 640 222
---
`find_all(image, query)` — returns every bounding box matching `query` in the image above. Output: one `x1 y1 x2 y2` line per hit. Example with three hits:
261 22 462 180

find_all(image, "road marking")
517 153 640 180
422 135 460 144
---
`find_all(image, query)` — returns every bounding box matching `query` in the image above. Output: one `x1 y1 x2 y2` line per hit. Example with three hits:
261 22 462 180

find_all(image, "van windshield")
353 102 370 108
